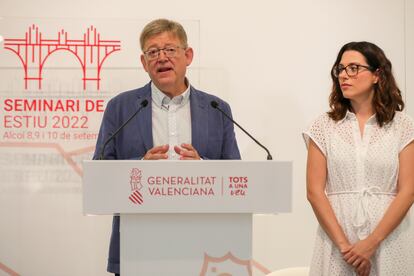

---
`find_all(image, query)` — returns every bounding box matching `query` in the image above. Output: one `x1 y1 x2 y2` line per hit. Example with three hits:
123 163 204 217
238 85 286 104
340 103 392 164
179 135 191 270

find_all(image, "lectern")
83 160 291 275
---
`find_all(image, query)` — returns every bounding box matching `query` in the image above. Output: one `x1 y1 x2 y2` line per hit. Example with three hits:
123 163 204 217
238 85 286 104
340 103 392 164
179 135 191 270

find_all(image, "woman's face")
337 50 379 103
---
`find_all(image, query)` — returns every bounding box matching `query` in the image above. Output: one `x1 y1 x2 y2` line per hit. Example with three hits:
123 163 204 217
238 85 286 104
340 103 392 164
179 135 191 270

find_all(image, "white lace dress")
303 111 414 276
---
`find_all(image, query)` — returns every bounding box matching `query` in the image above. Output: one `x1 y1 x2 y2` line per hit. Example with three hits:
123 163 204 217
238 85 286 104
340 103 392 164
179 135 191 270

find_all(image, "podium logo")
129 168 143 205
227 176 249 196
199 252 252 276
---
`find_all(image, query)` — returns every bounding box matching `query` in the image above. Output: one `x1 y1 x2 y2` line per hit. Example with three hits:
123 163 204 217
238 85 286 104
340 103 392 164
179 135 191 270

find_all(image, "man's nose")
157 49 168 61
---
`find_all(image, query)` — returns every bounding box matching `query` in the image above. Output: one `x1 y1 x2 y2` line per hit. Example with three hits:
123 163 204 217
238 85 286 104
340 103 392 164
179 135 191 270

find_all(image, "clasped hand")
341 237 379 276
143 144 200 160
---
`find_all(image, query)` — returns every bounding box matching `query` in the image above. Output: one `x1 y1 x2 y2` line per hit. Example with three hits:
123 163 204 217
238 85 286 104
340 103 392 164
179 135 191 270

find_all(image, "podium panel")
83 160 292 275
83 160 292 214
121 214 252 275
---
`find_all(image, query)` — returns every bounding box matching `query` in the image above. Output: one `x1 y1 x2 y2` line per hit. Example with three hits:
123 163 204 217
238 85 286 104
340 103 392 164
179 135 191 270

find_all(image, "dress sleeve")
399 113 414 152
302 114 329 156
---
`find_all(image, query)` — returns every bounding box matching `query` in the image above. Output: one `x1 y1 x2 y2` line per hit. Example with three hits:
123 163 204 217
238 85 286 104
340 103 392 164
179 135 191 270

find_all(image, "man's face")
141 32 193 97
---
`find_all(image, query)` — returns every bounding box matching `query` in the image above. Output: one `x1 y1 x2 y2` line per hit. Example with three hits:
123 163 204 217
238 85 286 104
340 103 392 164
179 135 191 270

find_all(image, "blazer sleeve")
93 98 118 160
92 94 148 160
218 100 241 160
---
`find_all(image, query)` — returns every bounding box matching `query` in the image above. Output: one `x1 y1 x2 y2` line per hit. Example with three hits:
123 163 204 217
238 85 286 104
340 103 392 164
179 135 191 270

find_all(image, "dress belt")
327 186 396 239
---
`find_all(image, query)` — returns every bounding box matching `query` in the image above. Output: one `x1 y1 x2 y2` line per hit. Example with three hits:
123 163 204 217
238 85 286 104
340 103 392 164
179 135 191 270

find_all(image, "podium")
83 160 292 275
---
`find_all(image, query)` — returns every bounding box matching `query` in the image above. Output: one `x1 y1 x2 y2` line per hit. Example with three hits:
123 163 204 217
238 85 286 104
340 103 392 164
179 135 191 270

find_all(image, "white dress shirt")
151 82 192 160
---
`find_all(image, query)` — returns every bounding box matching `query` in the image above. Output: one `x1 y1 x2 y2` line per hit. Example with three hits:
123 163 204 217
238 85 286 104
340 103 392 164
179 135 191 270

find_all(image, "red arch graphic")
40 47 86 78
3 24 121 90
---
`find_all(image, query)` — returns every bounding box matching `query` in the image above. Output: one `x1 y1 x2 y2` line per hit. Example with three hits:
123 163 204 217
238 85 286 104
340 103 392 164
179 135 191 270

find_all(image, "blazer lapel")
190 87 208 156
137 83 153 151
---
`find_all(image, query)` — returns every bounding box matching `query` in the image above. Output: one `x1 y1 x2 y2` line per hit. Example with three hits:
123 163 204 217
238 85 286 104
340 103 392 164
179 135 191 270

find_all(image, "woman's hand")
343 237 380 276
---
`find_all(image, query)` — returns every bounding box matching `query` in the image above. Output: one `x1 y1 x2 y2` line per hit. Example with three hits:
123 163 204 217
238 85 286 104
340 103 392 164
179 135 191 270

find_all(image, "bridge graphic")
3 24 121 90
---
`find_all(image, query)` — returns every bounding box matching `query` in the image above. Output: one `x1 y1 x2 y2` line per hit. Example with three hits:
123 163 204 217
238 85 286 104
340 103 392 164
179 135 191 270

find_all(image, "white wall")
406 0 414 114
0 0 411 275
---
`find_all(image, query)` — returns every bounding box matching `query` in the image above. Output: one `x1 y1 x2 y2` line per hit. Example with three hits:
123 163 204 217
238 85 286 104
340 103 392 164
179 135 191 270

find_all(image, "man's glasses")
143 46 184 60
332 63 374 78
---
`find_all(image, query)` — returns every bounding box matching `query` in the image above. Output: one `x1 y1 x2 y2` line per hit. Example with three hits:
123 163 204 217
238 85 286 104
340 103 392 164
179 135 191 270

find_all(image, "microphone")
99 99 149 160
210 100 273 160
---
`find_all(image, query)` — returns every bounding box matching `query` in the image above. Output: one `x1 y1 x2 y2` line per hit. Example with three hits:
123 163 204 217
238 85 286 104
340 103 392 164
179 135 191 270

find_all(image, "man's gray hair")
140 18 188 51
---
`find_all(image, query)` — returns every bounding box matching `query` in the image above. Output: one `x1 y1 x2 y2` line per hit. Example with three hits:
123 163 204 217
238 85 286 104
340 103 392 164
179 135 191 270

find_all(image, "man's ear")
141 54 149 72
185 47 194 66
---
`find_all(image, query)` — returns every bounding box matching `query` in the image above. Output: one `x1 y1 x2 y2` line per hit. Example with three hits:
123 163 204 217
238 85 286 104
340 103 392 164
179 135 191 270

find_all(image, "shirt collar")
338 110 355 124
338 110 377 125
151 80 190 108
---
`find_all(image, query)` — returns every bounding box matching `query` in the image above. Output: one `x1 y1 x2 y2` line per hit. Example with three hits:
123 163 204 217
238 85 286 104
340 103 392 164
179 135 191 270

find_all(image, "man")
93 18 240 275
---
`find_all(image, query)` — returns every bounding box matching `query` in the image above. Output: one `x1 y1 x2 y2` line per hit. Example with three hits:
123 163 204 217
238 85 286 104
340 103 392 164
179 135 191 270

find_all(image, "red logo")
199 252 252 276
3 24 121 90
129 168 143 205
129 190 143 205
227 176 249 196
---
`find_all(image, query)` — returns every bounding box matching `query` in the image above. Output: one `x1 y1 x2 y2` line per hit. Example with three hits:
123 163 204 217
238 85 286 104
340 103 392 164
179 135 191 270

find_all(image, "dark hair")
328 41 404 127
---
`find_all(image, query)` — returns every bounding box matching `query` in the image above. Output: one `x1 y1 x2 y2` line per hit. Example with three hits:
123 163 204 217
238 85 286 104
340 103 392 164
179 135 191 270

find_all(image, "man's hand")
143 145 169 160
174 143 201 160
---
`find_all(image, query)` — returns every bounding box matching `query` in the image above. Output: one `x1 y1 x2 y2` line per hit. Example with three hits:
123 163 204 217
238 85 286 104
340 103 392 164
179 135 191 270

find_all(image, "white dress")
303 111 414 276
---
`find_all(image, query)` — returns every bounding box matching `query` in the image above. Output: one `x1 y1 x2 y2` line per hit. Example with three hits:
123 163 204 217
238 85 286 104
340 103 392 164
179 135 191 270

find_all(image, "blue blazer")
93 82 241 273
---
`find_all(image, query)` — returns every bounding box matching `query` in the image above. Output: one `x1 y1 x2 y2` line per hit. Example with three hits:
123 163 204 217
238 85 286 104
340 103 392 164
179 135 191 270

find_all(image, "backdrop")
0 0 413 275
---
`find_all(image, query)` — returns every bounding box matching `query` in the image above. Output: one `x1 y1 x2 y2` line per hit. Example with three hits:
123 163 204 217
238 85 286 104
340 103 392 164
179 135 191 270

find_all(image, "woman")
303 41 414 276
